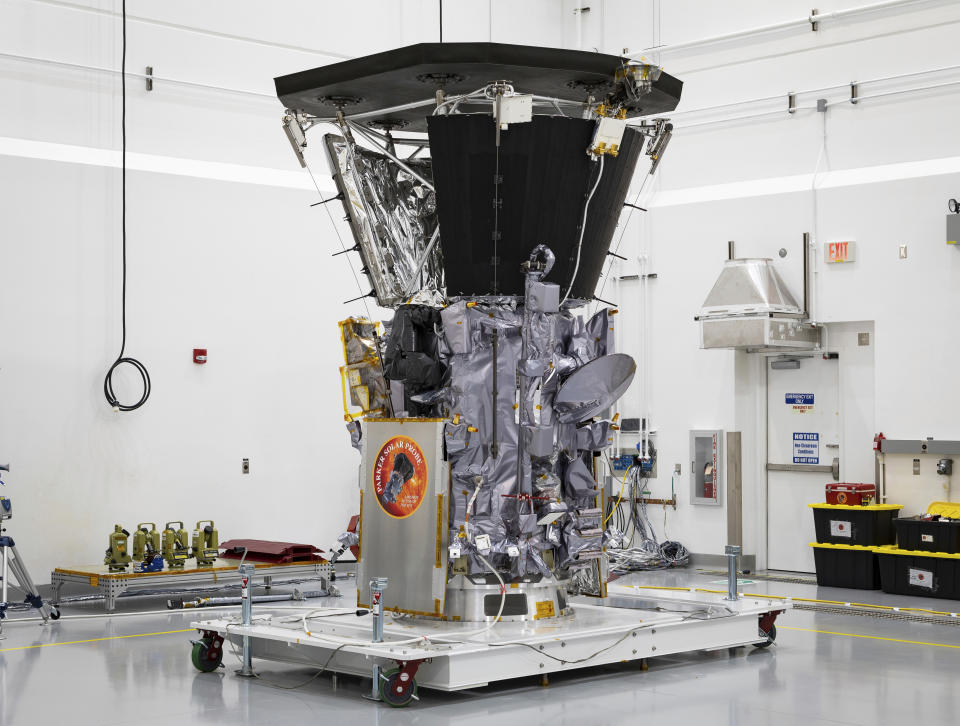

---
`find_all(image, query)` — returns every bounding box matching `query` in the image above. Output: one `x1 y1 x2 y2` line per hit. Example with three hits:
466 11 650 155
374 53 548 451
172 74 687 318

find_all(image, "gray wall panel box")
948 214 960 246
696 258 819 352
690 429 723 506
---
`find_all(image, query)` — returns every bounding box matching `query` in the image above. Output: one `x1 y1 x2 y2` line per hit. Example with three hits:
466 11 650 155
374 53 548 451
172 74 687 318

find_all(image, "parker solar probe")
190 43 786 707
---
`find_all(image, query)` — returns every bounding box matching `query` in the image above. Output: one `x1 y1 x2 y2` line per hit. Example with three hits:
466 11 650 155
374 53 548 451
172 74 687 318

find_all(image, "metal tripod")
0 464 59 638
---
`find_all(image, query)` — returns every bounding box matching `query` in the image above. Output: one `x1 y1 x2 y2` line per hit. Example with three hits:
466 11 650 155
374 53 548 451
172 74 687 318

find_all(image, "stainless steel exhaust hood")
695 256 820 352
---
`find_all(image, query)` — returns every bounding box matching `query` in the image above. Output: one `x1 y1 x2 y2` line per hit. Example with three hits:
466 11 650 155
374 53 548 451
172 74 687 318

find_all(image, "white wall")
4 0 960 577
0 0 569 579
598 0 960 565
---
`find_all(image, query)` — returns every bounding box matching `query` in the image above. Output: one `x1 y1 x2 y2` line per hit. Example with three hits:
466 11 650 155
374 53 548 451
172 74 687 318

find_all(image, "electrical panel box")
690 429 723 506
947 214 960 246
610 450 635 472
610 445 657 478
498 94 533 128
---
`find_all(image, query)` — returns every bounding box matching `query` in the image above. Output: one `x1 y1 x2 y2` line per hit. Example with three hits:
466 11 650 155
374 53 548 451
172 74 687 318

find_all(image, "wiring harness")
604 463 690 573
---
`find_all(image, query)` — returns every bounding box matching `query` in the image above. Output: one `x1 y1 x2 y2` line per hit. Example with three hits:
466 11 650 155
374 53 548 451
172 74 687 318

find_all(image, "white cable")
299 609 428 646
432 85 492 115
464 482 481 541
434 550 506 642
560 155 605 305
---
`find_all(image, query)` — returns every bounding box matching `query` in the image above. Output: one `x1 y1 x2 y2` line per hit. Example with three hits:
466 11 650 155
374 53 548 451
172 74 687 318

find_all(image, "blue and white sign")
785 393 815 405
793 432 820 464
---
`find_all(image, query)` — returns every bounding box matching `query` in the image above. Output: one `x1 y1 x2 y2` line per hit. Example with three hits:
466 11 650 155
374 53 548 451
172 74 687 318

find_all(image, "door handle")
767 463 833 474
766 457 840 478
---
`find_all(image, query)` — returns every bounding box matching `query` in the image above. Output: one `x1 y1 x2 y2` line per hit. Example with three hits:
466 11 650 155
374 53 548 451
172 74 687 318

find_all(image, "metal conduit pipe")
644 61 960 125
635 0 946 56
0 50 276 100
3 47 959 130
31 0 354 60
654 74 960 131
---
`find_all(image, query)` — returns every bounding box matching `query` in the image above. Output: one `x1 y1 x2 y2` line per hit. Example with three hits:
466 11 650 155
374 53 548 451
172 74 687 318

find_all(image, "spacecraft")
187 44 789 706
276 42 681 621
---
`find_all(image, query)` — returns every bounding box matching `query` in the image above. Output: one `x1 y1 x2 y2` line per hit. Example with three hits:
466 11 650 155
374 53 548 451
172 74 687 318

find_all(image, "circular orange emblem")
372 436 428 519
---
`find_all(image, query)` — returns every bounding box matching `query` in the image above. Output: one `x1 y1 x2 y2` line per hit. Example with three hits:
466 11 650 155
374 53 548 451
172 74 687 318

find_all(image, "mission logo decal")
372 436 428 519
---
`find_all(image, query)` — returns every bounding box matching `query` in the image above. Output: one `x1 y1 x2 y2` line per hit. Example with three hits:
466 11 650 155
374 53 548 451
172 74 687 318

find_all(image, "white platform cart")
189 582 789 707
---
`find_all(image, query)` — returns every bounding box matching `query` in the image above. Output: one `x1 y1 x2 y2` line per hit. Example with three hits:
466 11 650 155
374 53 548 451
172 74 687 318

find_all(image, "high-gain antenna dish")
554 353 636 423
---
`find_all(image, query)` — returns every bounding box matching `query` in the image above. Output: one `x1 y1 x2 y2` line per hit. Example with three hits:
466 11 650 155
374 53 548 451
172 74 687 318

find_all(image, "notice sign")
825 240 856 263
786 393 814 414
793 432 820 464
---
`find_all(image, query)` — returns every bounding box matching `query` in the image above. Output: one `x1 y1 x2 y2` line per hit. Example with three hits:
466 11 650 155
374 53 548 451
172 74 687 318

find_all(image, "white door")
767 355 840 572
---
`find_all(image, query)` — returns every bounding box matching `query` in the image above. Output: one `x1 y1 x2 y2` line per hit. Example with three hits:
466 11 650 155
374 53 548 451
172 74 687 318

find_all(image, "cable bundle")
604 463 689 573
103 0 151 412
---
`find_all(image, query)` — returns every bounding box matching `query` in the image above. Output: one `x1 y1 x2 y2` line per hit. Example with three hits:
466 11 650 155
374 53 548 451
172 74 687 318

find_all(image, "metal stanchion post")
366 576 388 701
724 545 741 601
236 562 256 677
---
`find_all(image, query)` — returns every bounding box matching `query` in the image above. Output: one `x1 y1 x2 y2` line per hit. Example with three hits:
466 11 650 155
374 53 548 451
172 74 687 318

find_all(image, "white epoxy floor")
2 569 959 725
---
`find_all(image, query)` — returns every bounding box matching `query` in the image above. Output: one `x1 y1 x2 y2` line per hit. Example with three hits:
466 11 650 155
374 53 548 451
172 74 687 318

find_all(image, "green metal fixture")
191 520 219 567
103 524 131 572
132 522 160 563
162 521 190 569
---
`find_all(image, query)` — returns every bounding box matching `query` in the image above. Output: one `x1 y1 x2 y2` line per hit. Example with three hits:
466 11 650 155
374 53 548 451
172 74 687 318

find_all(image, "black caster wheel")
379 668 417 707
49 607 61 620
191 637 224 672
754 623 777 649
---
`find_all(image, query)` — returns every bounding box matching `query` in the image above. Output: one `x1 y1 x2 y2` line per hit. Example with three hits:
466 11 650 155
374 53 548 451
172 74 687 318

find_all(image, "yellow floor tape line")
623 585 960 617
778 625 960 649
0 628 193 653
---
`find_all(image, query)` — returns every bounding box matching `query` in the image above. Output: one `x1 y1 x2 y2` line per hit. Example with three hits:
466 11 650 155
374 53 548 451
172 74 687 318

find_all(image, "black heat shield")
275 42 681 300
274 42 682 132
428 114 645 299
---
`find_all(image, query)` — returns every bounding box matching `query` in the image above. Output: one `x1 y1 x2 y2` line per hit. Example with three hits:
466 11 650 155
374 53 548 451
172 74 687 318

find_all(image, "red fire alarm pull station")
193 348 207 364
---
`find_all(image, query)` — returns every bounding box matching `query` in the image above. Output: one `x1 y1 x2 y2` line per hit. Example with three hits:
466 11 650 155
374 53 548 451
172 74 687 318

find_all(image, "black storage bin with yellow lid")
810 542 881 590
893 503 960 554
875 546 960 600
893 517 960 554
809 503 902 546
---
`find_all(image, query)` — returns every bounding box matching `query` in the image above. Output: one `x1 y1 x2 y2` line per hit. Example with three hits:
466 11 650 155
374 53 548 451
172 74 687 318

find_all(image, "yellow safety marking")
625 585 960 617
0 628 193 653
534 601 556 620
808 503 902 511
778 625 960 649
435 494 444 568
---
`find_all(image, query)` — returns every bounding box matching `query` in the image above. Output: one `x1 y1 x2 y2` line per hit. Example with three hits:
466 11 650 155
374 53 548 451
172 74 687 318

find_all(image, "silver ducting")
696 258 819 351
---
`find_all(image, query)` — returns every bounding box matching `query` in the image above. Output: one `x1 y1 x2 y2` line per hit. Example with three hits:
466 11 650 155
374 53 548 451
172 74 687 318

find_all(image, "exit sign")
825 241 856 264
